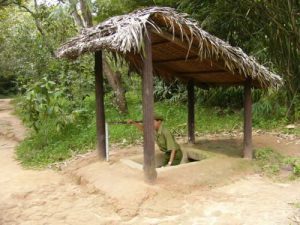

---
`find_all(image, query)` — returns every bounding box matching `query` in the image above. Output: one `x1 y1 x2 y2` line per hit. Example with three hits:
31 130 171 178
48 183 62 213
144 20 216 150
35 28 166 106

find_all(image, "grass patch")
284 157 300 176
254 148 284 176
290 202 300 209
254 147 300 178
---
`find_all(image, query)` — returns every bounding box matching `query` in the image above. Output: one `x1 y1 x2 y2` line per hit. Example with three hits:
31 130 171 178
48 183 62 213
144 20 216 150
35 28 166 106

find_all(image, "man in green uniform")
128 115 183 166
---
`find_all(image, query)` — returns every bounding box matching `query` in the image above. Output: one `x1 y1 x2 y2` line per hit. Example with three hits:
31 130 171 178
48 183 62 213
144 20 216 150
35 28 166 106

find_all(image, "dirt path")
0 99 121 225
1 99 300 225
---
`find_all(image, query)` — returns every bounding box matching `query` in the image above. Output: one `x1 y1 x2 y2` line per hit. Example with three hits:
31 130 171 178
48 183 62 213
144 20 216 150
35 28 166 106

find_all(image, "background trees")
178 0 300 120
0 0 299 126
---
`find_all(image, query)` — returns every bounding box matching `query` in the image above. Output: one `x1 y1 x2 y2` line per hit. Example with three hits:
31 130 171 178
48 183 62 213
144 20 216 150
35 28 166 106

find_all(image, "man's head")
154 114 164 130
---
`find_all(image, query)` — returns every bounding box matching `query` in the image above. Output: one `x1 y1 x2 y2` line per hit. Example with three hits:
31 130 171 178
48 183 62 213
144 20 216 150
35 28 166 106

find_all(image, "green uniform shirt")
155 122 181 153
155 123 182 165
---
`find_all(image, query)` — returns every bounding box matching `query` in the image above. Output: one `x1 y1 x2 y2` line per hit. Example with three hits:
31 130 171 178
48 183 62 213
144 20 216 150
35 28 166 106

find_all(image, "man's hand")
127 119 144 132
127 119 134 124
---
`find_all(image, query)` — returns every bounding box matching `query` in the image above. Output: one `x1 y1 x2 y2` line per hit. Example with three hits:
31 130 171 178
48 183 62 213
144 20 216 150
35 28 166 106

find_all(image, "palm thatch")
56 7 282 89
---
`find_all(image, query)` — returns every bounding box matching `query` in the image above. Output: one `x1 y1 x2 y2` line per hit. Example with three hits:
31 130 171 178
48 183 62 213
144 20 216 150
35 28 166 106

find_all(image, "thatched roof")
56 7 282 89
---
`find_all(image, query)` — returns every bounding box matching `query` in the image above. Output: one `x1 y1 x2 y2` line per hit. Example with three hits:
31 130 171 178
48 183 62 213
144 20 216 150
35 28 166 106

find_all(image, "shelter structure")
57 7 282 182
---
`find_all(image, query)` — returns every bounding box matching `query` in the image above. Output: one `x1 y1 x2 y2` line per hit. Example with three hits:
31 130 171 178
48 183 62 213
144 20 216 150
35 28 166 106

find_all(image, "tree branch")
14 0 55 57
70 2 84 29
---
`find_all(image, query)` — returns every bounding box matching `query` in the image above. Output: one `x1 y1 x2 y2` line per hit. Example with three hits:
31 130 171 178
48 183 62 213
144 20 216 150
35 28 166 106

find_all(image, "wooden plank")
187 80 195 144
177 71 245 83
95 51 106 160
152 41 194 61
243 77 253 159
142 32 157 183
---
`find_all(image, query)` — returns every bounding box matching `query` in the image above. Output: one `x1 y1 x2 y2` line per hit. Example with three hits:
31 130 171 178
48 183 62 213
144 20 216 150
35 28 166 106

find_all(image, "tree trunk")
70 2 84 29
286 88 296 122
103 60 128 113
78 0 93 27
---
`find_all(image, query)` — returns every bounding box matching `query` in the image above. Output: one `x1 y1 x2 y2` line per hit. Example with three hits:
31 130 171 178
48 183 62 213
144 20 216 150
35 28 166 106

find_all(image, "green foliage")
17 115 96 168
284 157 300 176
17 76 88 132
255 148 300 177
178 0 300 121
290 202 300 209
199 87 246 109
154 78 187 103
254 147 284 175
252 90 287 128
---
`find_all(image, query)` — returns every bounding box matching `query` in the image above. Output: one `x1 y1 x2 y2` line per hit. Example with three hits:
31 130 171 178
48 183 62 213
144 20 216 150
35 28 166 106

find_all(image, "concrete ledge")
120 159 143 171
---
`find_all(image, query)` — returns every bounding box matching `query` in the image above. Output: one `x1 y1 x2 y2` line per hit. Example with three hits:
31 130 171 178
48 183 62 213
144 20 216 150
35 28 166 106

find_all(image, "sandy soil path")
0 99 121 225
0 99 300 225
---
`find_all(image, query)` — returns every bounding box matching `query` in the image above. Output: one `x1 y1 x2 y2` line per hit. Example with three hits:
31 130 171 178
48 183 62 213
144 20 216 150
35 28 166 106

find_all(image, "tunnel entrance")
121 147 209 171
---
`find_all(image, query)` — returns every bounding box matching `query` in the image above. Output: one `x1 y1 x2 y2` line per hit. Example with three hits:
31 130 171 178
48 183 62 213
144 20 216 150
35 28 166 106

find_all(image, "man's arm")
168 149 176 166
127 119 144 132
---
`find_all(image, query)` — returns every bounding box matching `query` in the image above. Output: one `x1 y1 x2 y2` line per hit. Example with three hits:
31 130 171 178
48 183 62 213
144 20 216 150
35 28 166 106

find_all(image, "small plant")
284 157 300 176
254 147 284 175
290 202 300 209
255 148 300 178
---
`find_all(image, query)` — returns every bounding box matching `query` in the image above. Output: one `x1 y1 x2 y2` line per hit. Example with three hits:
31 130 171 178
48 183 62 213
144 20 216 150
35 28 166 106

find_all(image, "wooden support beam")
177 70 227 76
176 72 244 84
153 56 199 65
243 77 253 159
95 51 106 160
152 40 170 46
187 80 195 144
142 32 157 183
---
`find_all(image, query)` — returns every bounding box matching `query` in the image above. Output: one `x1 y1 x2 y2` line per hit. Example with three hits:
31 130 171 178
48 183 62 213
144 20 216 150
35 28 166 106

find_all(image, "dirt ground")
1 98 300 225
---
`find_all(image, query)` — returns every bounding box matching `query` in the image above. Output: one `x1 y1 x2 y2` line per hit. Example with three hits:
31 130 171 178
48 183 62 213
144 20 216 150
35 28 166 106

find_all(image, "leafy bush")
17 75 89 132
154 78 187 103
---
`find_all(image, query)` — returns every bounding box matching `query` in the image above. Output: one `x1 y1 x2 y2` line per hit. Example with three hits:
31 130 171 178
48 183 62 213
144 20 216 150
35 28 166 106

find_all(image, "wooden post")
187 80 195 144
243 77 253 159
95 51 106 160
142 32 157 183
